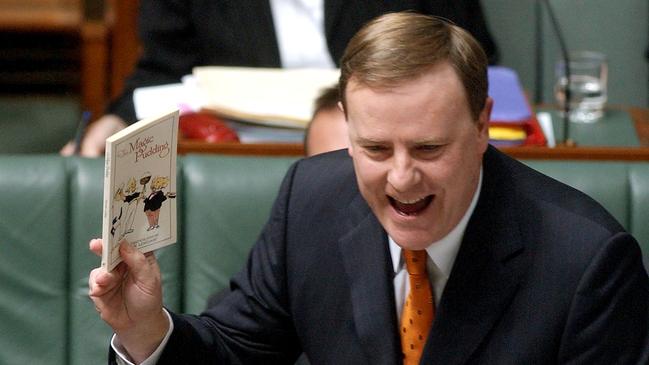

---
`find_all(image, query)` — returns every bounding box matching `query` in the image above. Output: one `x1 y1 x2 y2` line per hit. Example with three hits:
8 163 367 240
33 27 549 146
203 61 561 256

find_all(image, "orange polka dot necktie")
400 249 435 365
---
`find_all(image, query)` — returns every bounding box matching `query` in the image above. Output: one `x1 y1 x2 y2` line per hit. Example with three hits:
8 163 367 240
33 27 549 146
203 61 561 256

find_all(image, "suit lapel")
339 195 401 365
422 148 529 365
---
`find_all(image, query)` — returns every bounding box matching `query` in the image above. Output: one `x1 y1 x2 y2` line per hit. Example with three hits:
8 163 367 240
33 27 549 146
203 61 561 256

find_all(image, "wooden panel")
81 21 109 119
630 107 649 146
0 0 81 30
1 0 79 6
108 0 140 98
0 30 80 94
0 0 113 117
500 146 649 161
179 141 305 156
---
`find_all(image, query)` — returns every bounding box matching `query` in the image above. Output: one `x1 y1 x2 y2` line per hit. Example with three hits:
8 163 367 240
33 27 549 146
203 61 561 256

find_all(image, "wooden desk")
0 1 110 119
179 106 649 160
630 107 649 146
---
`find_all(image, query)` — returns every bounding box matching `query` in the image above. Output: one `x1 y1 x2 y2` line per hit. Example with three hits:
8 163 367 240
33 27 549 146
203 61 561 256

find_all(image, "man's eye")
364 145 387 152
414 144 444 158
416 145 440 152
362 145 391 159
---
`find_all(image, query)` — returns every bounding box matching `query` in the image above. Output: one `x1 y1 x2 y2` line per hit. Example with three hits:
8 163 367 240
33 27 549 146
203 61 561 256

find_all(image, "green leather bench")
0 154 647 364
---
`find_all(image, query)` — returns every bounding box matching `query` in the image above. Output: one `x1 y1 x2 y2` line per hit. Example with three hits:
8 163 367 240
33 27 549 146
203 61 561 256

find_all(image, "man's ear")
476 97 493 149
340 101 355 156
478 97 494 135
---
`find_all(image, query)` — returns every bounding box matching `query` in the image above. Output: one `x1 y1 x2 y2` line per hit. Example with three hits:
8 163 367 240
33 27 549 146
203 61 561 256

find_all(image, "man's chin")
386 227 439 250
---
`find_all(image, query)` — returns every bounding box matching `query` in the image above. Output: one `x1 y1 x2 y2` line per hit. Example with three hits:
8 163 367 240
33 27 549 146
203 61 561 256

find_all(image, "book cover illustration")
102 109 179 271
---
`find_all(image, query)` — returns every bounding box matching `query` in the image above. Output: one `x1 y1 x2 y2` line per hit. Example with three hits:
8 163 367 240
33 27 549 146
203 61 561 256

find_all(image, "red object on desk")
490 115 547 147
179 112 239 143
521 114 547 146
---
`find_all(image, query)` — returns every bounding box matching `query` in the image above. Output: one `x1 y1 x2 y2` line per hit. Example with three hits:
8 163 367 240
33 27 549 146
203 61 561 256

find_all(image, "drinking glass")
554 51 608 123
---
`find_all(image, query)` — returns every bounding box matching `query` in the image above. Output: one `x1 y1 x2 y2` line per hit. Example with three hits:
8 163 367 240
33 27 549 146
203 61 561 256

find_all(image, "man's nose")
387 153 420 192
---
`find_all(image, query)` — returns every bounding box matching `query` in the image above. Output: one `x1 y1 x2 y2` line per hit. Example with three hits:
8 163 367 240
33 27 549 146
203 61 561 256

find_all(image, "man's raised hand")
88 239 169 363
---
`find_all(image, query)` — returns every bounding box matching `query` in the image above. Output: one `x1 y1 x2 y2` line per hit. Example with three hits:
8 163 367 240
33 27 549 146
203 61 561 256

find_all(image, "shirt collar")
389 167 483 278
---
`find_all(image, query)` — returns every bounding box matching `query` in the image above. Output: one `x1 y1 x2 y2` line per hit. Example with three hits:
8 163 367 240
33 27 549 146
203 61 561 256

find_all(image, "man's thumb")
119 240 151 276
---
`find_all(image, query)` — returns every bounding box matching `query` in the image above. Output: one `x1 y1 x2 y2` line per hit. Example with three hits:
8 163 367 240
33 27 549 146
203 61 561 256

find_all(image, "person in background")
304 85 347 156
62 0 498 157
89 12 648 364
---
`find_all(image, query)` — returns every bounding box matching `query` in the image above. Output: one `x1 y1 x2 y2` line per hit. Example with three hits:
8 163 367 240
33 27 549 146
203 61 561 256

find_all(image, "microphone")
534 0 543 104
539 0 574 146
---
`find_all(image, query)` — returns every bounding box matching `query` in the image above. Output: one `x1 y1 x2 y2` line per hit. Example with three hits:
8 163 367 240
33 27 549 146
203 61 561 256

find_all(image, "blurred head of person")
304 85 348 156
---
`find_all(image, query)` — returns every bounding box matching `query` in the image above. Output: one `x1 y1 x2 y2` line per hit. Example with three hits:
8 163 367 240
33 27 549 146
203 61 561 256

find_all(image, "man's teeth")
395 197 427 205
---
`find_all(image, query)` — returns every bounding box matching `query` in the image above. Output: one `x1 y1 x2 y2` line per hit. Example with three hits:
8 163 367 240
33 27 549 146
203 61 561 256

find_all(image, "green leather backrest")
0 154 647 364
67 157 111 365
526 161 630 225
181 155 298 314
526 160 649 267
630 167 649 264
0 155 68 364
67 157 182 365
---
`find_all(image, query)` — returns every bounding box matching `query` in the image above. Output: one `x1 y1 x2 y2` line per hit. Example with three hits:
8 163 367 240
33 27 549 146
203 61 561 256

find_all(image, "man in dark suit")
64 0 497 157
89 12 649 364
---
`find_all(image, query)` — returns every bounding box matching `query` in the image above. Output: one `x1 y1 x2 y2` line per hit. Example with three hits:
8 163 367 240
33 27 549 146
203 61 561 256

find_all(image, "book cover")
101 109 179 271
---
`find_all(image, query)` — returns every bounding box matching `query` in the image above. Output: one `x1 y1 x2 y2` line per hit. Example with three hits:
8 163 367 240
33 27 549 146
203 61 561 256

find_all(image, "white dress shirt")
113 310 174 365
269 0 335 69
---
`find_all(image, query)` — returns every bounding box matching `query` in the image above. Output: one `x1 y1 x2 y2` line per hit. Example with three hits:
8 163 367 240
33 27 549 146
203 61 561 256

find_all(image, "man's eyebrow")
413 138 446 145
354 136 385 145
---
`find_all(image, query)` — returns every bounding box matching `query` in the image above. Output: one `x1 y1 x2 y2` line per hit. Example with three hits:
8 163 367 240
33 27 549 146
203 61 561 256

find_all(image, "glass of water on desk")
554 51 608 123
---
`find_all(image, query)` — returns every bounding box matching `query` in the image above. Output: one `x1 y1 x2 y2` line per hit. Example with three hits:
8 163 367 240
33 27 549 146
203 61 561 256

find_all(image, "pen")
73 111 92 155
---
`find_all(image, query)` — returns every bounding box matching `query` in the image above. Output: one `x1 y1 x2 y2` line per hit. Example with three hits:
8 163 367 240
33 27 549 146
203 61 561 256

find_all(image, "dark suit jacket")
113 146 648 364
107 0 498 123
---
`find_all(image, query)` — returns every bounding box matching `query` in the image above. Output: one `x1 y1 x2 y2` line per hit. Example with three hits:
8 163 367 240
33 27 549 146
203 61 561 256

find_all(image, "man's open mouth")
388 195 433 216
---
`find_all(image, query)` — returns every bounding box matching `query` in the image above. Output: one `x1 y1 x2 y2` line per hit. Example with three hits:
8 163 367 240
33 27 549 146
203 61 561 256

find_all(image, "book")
487 66 547 147
487 66 532 124
101 109 180 271
193 66 340 128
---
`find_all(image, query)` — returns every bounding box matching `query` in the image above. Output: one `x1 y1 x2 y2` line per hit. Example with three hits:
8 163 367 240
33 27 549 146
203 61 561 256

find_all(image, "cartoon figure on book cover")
111 177 143 240
143 175 176 231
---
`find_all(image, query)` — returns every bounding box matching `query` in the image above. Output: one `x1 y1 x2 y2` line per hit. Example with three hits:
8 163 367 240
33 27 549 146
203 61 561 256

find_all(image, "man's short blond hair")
339 12 488 121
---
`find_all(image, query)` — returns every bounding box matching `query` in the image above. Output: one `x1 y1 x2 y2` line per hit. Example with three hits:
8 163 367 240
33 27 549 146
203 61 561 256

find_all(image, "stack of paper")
193 66 340 129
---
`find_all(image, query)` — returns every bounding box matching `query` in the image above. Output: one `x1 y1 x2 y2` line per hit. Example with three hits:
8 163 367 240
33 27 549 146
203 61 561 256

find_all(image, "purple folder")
488 66 531 123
